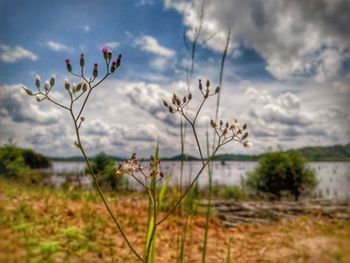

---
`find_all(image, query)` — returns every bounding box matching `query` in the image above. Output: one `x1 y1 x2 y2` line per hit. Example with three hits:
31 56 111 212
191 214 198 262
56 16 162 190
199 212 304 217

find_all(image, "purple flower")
65 59 71 65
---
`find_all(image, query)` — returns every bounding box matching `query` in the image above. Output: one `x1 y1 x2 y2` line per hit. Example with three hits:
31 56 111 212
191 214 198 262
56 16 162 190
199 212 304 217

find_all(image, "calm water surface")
51 161 350 200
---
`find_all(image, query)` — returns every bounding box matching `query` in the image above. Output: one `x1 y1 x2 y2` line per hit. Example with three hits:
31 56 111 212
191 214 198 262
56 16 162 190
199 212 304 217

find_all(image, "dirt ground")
0 180 349 262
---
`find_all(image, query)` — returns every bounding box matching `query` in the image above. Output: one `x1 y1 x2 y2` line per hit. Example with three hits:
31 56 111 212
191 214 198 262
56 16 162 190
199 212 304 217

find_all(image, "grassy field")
0 178 349 263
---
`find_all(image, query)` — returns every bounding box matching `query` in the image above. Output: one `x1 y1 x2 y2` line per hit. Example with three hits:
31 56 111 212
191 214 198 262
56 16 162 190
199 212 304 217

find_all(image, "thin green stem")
70 111 143 262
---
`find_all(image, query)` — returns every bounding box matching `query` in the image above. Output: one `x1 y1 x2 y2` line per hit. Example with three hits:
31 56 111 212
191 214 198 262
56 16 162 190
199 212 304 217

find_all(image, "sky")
0 0 349 158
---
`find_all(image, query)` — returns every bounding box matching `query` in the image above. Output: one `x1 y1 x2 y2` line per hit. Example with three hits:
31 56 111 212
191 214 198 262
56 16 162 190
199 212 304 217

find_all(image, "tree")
246 151 317 201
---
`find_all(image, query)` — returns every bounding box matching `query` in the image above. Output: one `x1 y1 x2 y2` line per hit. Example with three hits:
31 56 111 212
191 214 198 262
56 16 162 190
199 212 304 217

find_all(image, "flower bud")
210 119 216 128
44 81 50 91
219 120 223 126
22 86 33 96
183 96 187 103
76 81 82 92
80 53 85 68
168 106 174 113
244 142 252 148
64 78 70 90
93 63 98 78
188 93 192 100
80 116 85 121
102 47 108 60
206 80 210 88
163 100 168 107
107 51 112 61
199 79 203 90
215 86 220 93
82 82 88 92
242 123 247 130
36 95 41 102
116 54 122 67
110 61 117 73
50 74 56 87
35 75 41 88
72 83 77 93
65 59 72 72
242 132 249 140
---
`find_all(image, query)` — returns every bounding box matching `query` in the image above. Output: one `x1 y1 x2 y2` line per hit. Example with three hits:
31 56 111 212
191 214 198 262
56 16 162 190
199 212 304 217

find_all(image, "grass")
1 178 350 262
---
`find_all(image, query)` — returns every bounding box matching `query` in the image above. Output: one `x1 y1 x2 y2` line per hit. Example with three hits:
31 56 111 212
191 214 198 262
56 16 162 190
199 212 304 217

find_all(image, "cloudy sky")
0 0 349 158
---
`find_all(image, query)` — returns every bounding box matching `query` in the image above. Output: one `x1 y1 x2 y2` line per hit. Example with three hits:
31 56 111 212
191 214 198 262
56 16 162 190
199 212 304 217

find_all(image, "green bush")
246 151 317 201
0 144 51 179
223 185 243 199
87 153 126 190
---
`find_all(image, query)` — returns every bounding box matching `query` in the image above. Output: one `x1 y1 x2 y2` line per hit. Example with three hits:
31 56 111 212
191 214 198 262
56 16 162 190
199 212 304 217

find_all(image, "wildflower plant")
21 48 251 262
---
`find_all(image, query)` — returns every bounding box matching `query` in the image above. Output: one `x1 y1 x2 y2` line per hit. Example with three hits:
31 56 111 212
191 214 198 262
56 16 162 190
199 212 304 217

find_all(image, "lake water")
51 161 350 200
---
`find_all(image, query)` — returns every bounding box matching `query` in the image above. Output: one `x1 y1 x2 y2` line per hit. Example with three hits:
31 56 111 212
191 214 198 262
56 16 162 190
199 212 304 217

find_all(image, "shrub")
87 153 125 190
223 185 243 199
246 150 317 201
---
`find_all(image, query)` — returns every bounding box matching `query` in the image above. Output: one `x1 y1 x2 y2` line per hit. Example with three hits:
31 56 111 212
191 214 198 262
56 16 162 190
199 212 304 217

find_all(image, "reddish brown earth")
0 180 349 262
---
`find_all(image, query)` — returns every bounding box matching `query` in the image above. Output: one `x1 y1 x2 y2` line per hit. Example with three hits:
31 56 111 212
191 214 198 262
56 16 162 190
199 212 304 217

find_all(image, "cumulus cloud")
165 0 350 81
134 35 175 58
120 81 180 127
46 41 73 52
0 84 62 125
0 44 38 63
102 41 120 49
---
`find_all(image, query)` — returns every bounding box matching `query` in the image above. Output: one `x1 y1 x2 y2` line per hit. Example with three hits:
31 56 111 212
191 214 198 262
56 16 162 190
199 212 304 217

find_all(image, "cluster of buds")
115 153 163 181
163 92 192 114
198 79 220 98
21 74 56 102
210 119 252 148
101 47 122 74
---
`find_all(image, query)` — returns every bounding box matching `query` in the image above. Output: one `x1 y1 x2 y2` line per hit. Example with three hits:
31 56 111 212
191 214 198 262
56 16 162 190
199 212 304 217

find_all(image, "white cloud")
165 0 350 81
134 35 175 58
0 44 38 63
83 25 90 32
46 41 73 52
102 41 120 49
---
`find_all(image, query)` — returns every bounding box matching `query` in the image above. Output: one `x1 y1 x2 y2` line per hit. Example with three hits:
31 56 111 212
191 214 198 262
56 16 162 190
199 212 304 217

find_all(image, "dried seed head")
188 93 192 100
183 96 187 103
36 95 41 102
80 116 85 121
199 79 203 90
219 120 223 126
242 123 247 130
242 132 249 140
215 86 220 93
168 106 174 113
50 74 56 87
176 98 181 106
225 122 229 128
163 100 168 107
